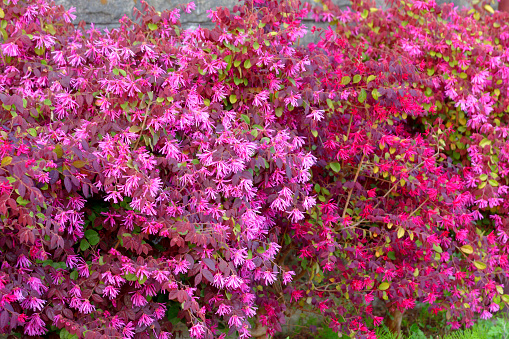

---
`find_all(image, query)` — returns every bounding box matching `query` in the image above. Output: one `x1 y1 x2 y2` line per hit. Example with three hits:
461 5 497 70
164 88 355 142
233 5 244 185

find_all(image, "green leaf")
353 74 362 83
341 76 351 85
371 89 379 101
253 42 260 50
275 107 283 117
244 59 252 69
148 23 158 30
241 114 250 124
27 128 37 137
229 94 237 104
489 179 499 187
314 184 321 193
311 130 318 137
80 239 90 251
330 162 341 173
70 270 78 280
387 252 396 260
378 282 390 291
358 89 367 103
125 273 138 281
85 229 100 246
366 75 376 84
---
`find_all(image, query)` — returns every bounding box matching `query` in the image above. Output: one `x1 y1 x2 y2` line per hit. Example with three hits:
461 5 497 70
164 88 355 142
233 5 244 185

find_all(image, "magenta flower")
1 42 20 57
24 313 46 336
189 323 205 339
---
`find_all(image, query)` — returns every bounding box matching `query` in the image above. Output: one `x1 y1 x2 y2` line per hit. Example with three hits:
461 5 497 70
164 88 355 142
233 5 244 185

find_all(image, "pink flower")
480 310 493 320
27 277 48 294
216 304 232 316
21 296 46 311
226 274 243 289
261 270 277 285
306 109 324 121
138 313 154 327
103 285 120 299
122 321 135 339
79 299 96 314
105 316 122 330
131 291 148 307
253 91 269 107
189 323 206 339
2 42 20 57
16 254 32 268
228 314 244 329
282 271 295 285
24 313 46 336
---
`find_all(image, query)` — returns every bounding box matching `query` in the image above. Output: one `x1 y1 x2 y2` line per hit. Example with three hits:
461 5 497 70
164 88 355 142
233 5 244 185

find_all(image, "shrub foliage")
0 0 508 338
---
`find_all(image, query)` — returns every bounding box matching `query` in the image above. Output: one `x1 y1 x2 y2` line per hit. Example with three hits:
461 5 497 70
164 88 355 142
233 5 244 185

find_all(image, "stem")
342 153 365 219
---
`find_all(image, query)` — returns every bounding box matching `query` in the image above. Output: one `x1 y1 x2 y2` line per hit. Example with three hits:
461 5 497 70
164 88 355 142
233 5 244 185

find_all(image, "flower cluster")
0 0 508 338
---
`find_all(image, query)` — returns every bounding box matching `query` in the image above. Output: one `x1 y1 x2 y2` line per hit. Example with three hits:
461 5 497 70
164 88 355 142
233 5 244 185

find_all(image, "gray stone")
54 0 136 28
54 0 485 36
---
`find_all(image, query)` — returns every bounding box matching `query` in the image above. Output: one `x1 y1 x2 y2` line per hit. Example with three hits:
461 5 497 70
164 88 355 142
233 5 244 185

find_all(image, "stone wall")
55 0 477 33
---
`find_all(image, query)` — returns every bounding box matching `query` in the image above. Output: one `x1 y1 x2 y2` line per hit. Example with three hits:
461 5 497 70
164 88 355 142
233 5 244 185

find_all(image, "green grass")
312 316 509 339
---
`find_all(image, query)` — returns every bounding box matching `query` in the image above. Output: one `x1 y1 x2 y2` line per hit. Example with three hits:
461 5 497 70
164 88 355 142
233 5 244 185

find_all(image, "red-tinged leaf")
0 310 9 329
202 258 215 271
194 273 202 286
62 308 73 318
202 269 214 283
64 176 72 192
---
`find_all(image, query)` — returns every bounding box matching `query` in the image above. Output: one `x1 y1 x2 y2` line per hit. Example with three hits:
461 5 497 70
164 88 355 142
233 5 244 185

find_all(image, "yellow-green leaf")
244 59 252 69
341 76 351 85
372 88 379 100
484 4 495 14
1 156 12 167
129 125 142 133
460 245 473 254
73 160 87 168
378 282 390 291
474 261 486 270
366 75 376 84
497 286 504 294
489 180 499 187
353 74 362 83
358 89 367 103
0 8 4 19
397 228 405 238
230 94 237 104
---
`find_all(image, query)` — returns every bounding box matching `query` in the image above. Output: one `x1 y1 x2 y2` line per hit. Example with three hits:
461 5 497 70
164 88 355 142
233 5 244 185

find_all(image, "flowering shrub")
0 0 508 338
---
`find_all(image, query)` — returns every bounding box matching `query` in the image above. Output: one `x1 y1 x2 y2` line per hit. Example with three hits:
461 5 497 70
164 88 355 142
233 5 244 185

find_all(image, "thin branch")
342 153 365 219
